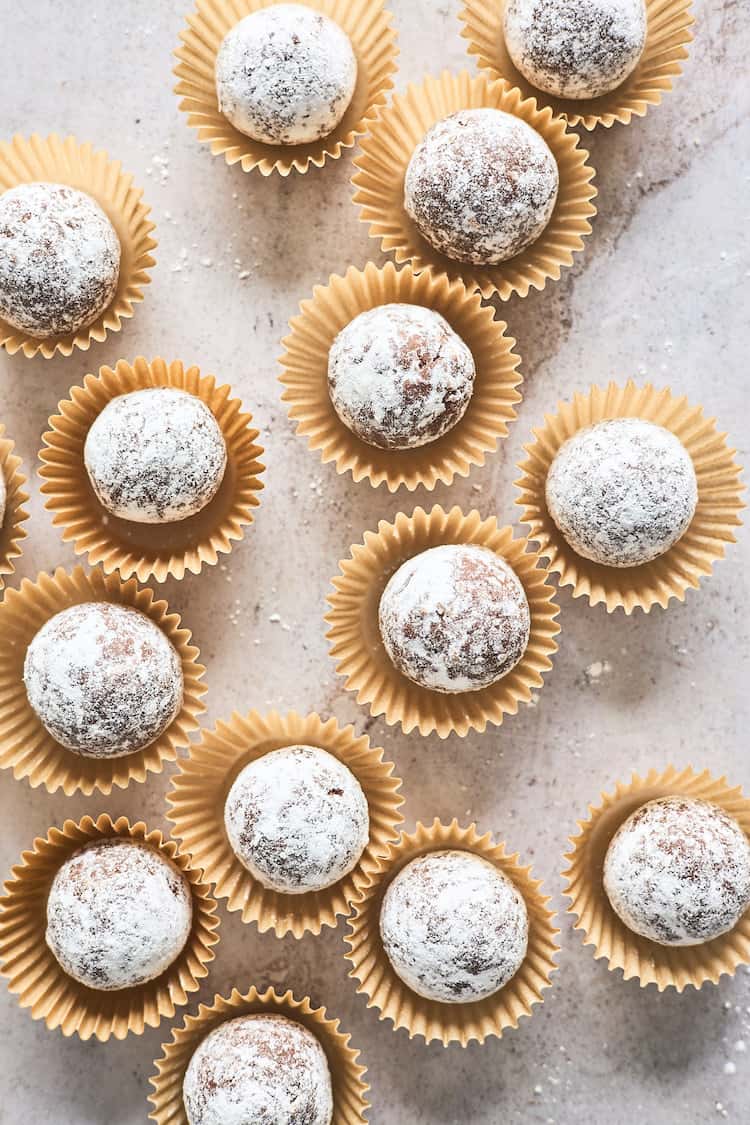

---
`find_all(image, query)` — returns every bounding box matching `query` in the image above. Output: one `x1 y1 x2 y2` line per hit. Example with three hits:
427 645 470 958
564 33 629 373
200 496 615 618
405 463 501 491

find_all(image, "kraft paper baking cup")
175 0 398 177
0 565 207 795
0 814 219 1041
0 134 156 359
325 505 560 738
149 986 369 1123
562 766 750 991
459 0 694 131
167 710 404 938
352 70 597 300
39 357 265 584
515 381 745 614
279 260 523 491
345 819 558 1046
0 424 29 591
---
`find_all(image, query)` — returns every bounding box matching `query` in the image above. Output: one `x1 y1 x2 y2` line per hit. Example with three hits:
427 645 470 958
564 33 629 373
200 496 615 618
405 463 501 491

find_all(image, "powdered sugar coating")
215 5 357 145
327 303 476 450
84 387 227 525
24 602 183 758
545 418 698 568
45 838 192 990
503 0 647 100
404 108 558 265
0 182 120 337
603 797 750 946
379 544 530 693
380 849 528 1003
224 745 370 895
183 1013 333 1125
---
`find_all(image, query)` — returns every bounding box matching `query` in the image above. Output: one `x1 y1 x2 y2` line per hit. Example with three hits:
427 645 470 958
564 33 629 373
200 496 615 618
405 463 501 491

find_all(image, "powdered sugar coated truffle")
380 849 528 1003
0 182 120 338
603 797 750 946
215 5 357 145
183 1013 333 1125
379 544 530 693
46 838 192 990
84 387 227 524
545 418 698 568
24 602 183 758
224 745 370 894
404 108 559 265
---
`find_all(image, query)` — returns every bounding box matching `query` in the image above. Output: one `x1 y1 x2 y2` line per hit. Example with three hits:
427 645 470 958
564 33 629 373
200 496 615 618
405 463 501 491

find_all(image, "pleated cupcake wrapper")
175 0 399 176
0 565 207 795
562 766 750 992
515 380 745 614
167 710 404 938
459 0 694 131
279 260 523 492
149 985 369 1124
0 424 30 590
0 134 156 359
39 357 266 584
352 70 597 301
0 814 220 1041
345 819 559 1046
325 505 560 738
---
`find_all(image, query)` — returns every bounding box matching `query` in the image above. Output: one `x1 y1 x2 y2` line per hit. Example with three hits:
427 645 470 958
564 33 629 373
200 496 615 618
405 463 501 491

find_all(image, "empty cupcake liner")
352 70 597 300
174 0 399 176
149 985 369 1123
0 814 220 1041
0 134 156 359
459 0 694 131
562 766 750 991
325 504 560 738
515 380 745 614
0 424 30 591
39 356 266 583
0 565 207 795
279 260 523 491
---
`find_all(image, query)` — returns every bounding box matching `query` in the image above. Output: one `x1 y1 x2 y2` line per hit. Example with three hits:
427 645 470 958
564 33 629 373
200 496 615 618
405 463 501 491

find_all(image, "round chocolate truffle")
380 849 528 1003
545 418 698 568
327 303 476 451
0 182 120 338
215 4 357 145
23 602 183 758
84 387 228 525
603 797 750 946
224 745 370 895
378 544 530 693
45 838 192 990
503 0 648 101
404 108 559 265
183 1013 333 1125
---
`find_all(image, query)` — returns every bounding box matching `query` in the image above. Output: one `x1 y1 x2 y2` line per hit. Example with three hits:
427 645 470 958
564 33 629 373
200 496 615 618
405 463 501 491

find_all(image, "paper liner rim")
0 425 30 589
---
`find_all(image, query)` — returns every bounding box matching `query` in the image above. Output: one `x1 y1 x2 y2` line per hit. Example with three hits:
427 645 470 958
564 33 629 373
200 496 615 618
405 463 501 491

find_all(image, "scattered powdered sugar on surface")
327 303 476 450
545 418 698 568
378 544 530 693
379 849 529 1003
183 1013 333 1125
45 838 192 990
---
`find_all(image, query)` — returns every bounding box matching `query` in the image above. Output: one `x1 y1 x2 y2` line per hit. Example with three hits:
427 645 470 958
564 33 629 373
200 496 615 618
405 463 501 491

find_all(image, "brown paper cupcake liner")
325 504 560 738
459 0 694 131
562 766 750 991
149 985 369 1123
0 814 220 1040
0 424 30 590
167 710 404 938
175 0 399 177
515 380 745 614
0 565 207 795
0 134 156 359
279 260 523 491
345 819 559 1046
39 356 266 584
352 70 597 300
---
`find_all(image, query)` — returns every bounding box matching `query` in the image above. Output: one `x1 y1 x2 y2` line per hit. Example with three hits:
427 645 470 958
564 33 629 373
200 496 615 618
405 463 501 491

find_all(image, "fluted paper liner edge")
0 424 30 589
